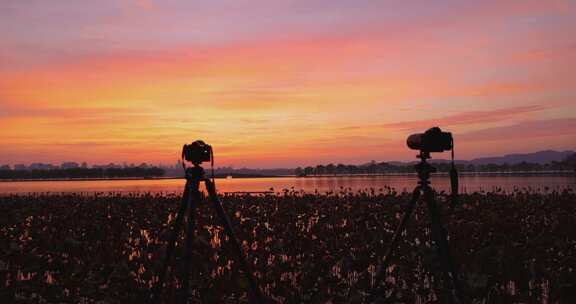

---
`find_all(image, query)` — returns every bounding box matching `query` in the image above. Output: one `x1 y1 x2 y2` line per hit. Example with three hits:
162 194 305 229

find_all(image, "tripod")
151 163 266 304
371 151 462 303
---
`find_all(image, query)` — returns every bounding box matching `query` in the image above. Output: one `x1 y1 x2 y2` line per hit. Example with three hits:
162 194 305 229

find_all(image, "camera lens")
407 133 423 150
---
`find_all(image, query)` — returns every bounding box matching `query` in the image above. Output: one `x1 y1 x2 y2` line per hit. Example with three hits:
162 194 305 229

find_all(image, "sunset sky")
1 0 575 168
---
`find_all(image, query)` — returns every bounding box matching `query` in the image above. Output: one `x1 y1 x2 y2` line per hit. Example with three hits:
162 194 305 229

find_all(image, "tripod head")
185 163 206 182
415 151 436 188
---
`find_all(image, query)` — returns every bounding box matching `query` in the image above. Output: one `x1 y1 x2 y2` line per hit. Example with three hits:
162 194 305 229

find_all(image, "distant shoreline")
299 171 575 177
0 175 276 183
0 177 178 183
0 171 573 182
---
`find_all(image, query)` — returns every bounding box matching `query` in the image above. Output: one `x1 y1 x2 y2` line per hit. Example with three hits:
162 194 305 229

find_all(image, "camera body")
182 140 212 164
407 127 453 153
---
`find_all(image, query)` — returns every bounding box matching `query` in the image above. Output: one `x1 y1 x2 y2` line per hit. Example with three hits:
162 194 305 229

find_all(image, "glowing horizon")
1 0 575 168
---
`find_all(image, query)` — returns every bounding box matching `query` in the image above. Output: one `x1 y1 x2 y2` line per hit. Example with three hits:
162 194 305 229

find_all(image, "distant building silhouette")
61 162 79 169
29 163 55 170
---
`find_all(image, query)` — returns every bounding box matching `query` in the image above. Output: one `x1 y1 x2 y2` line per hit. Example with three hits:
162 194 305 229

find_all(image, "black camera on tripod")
154 140 266 303
182 140 212 164
407 127 453 153
371 127 462 302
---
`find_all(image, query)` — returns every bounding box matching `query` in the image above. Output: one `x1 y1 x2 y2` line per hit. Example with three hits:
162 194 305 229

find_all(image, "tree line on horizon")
0 167 165 180
294 153 576 176
1 153 574 180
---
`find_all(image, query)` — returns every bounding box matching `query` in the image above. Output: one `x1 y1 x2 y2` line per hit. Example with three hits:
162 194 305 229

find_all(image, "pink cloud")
459 118 576 141
336 105 547 132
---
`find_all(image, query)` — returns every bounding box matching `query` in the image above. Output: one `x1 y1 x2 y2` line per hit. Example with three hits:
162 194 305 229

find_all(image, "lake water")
0 175 574 194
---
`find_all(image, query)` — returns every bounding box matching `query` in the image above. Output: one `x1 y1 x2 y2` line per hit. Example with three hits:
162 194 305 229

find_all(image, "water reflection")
0 175 573 194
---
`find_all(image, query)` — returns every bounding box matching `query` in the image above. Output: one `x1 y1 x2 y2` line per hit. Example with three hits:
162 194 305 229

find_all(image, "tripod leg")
204 179 267 304
152 179 192 303
423 186 463 304
372 187 421 294
179 180 201 304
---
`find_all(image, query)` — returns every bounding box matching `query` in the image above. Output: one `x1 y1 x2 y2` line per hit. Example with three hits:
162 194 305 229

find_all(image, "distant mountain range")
465 150 574 165
427 150 575 165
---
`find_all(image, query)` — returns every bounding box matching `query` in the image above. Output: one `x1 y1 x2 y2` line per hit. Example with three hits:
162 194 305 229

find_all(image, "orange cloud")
1 5 575 167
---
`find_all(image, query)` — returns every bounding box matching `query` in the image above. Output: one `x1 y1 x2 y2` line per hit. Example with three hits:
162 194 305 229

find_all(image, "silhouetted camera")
182 140 212 164
407 127 453 152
